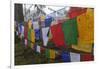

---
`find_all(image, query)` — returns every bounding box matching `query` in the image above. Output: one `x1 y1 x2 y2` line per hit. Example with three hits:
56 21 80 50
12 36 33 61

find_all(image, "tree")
15 4 24 23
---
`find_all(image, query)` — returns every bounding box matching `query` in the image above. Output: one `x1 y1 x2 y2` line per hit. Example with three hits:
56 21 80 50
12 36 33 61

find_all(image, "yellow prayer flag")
77 8 94 44
40 15 45 21
85 8 94 43
28 20 32 29
50 49 55 59
31 29 35 49
48 30 52 40
72 39 93 53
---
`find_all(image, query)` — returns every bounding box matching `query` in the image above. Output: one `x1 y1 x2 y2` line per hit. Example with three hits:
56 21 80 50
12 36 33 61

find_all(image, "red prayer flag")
81 54 94 61
50 23 66 47
68 7 87 19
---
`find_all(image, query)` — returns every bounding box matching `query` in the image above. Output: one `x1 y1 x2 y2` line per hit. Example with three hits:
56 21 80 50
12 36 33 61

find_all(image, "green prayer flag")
62 18 78 46
45 49 50 58
28 29 31 41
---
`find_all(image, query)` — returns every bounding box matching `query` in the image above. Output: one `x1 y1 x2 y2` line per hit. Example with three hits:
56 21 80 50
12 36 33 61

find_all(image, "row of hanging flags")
15 7 94 62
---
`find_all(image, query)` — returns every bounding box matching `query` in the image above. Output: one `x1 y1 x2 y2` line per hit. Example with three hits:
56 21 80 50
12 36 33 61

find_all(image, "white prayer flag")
42 27 49 46
32 21 39 29
37 45 41 53
70 52 80 62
